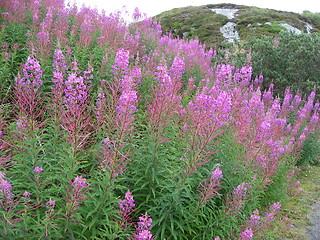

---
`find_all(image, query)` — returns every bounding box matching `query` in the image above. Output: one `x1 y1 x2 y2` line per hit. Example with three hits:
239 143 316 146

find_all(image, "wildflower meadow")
0 0 319 239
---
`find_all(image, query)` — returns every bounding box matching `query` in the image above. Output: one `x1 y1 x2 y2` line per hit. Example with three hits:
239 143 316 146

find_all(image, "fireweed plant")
0 0 319 239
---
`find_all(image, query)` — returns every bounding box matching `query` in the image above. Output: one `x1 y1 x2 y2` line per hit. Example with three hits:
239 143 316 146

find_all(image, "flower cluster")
33 166 43 173
154 64 181 96
62 57 92 110
64 73 88 106
133 212 154 240
51 49 67 93
225 182 252 216
186 85 231 130
0 171 14 202
45 198 56 214
241 202 281 239
15 56 43 89
72 176 88 189
13 55 45 133
182 85 231 176
117 189 136 230
199 165 223 206
116 75 139 114
65 176 90 223
111 48 130 75
245 210 261 227
239 228 254 240
119 189 135 212
1 0 320 238
234 65 252 87
169 56 185 85
214 64 234 86
147 62 182 139
79 20 94 47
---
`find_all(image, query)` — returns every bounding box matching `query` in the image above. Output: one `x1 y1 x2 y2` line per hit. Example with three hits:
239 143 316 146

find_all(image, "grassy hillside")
154 3 320 48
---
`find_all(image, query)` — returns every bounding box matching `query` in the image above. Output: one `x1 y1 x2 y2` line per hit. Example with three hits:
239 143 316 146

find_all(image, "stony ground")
296 166 320 240
307 199 320 239
270 166 320 239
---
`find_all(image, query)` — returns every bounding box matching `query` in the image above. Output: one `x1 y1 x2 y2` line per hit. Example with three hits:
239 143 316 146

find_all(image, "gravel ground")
307 200 320 239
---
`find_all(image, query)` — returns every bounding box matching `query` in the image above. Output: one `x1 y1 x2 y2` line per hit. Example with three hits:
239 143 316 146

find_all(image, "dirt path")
272 166 320 239
307 200 320 239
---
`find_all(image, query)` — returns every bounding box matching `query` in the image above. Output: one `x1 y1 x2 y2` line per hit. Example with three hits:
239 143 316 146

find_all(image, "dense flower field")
0 0 319 239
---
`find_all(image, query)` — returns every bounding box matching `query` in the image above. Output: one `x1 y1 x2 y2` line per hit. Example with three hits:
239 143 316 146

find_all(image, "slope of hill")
154 3 320 48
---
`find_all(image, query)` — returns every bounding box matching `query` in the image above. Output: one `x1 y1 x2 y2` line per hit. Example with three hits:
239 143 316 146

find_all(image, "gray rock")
211 9 238 19
278 23 302 34
220 22 240 42
307 200 320 239
305 23 313 34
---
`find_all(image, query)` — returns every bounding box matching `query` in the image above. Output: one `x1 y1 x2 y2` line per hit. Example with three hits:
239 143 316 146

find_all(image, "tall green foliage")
243 31 320 98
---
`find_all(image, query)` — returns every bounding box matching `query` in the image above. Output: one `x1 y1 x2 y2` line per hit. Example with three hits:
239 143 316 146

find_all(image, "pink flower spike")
210 165 223 179
45 198 56 209
119 189 135 212
199 165 223 205
240 228 254 240
73 176 87 189
134 212 154 240
0 172 14 200
33 166 43 173
269 202 281 212
15 56 43 89
111 48 130 75
23 191 31 199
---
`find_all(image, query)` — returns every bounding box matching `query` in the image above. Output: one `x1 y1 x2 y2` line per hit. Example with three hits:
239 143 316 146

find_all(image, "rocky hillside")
154 3 320 48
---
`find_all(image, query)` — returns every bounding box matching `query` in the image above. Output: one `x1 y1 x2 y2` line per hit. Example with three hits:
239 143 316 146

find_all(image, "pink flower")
46 198 56 208
199 165 223 205
64 73 88 105
246 210 261 227
33 166 43 173
119 189 135 212
51 49 67 92
0 172 13 200
134 212 153 240
210 165 223 180
240 228 253 240
233 182 251 197
111 48 130 75
269 202 281 212
23 191 30 199
15 56 43 89
134 230 153 240
73 176 87 189
116 76 138 114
